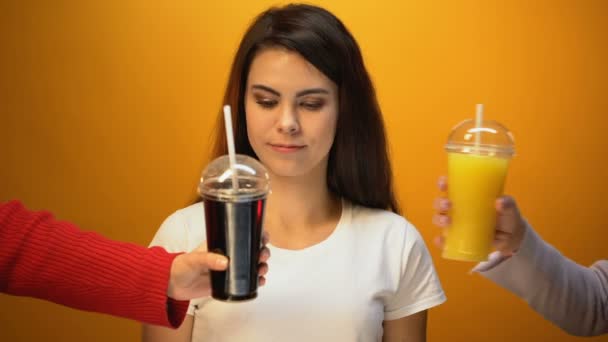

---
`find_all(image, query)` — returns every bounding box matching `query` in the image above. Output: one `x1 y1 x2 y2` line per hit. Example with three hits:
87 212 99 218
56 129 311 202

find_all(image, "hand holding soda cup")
167 232 271 301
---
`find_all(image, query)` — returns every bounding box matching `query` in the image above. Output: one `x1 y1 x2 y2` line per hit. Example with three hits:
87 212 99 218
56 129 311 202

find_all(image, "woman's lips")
269 144 306 153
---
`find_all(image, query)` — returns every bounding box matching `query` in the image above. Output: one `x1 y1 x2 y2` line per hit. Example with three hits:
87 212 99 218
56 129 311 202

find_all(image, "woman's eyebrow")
251 84 329 98
296 88 329 97
251 84 280 96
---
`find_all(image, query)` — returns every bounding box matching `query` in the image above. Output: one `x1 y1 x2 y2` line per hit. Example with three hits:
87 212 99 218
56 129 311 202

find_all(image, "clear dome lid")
445 119 515 157
198 154 270 202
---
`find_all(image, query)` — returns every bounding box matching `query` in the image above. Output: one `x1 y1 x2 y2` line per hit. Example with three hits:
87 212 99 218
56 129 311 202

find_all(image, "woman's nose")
277 105 300 135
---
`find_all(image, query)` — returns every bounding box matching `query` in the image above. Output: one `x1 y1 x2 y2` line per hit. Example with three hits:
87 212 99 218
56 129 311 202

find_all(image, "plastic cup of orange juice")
442 105 515 262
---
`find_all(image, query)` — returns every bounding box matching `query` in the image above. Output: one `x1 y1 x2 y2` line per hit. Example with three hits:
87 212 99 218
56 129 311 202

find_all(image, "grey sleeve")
479 222 608 336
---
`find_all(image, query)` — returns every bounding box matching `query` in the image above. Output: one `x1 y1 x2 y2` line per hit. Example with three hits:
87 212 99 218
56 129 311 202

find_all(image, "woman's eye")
300 101 324 111
256 99 278 109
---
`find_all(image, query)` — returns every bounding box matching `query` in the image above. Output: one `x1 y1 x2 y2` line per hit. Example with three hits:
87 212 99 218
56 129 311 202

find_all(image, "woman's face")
245 48 339 179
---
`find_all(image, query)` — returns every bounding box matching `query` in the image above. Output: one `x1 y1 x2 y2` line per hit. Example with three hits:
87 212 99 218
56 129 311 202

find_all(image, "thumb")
495 195 524 235
192 251 229 271
496 195 519 216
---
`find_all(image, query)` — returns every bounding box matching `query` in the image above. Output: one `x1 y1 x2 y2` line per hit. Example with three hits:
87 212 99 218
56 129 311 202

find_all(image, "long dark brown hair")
209 4 400 214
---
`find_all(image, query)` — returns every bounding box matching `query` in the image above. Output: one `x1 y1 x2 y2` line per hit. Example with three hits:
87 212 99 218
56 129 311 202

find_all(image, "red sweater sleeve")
0 200 189 328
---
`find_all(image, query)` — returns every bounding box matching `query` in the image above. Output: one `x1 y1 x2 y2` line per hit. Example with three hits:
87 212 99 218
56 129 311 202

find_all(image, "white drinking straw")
223 105 239 190
475 103 484 150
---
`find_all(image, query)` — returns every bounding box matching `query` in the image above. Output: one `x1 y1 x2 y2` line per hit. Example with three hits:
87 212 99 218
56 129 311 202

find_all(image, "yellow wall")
1 1 606 341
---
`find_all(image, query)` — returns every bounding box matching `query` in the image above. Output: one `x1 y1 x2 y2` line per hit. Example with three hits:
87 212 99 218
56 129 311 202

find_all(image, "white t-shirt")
150 199 446 341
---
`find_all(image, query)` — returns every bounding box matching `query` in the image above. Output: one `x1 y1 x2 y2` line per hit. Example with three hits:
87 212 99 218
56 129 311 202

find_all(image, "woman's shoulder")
149 202 206 251
345 200 423 247
160 202 204 225
345 200 429 261
172 201 205 219
348 200 413 232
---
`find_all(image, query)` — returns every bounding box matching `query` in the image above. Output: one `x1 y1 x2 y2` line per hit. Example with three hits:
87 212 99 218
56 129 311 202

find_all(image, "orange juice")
443 152 510 262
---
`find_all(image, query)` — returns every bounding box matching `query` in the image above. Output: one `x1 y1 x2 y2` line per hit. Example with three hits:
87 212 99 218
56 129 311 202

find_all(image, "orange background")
1 1 607 341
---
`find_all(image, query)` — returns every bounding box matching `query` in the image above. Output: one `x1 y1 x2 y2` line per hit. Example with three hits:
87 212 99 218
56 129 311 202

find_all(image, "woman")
145 4 445 341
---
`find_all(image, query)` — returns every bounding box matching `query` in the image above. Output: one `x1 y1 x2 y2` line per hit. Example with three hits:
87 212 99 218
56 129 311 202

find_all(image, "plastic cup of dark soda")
198 154 269 301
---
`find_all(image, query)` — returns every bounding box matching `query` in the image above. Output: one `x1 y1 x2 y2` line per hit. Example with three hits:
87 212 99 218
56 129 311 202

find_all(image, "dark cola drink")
204 198 265 301
199 154 269 302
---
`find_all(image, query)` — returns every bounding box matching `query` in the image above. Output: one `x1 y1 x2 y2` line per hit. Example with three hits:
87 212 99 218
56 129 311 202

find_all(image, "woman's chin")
268 167 309 178
258 155 327 180
263 161 310 179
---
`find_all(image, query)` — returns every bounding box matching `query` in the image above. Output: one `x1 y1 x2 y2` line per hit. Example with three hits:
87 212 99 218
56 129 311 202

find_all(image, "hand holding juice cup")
442 105 515 262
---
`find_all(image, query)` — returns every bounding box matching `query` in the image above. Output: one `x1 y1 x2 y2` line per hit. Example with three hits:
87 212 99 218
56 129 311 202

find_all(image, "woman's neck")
263 171 341 249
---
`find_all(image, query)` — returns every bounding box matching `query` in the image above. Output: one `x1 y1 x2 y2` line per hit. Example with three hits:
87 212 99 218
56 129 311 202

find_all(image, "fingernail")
217 257 228 267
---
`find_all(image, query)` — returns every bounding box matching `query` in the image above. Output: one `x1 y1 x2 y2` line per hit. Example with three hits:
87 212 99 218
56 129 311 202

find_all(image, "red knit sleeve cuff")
166 297 190 328
138 249 189 327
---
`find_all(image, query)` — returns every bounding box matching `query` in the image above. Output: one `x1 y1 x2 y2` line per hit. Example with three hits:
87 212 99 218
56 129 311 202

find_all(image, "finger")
432 215 440 227
433 197 451 213
493 230 512 241
496 195 517 213
492 238 514 256
433 235 445 249
493 236 508 245
258 262 268 276
262 231 270 245
259 276 266 287
198 252 228 271
433 197 441 211
259 247 271 263
438 176 448 192
432 214 451 227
